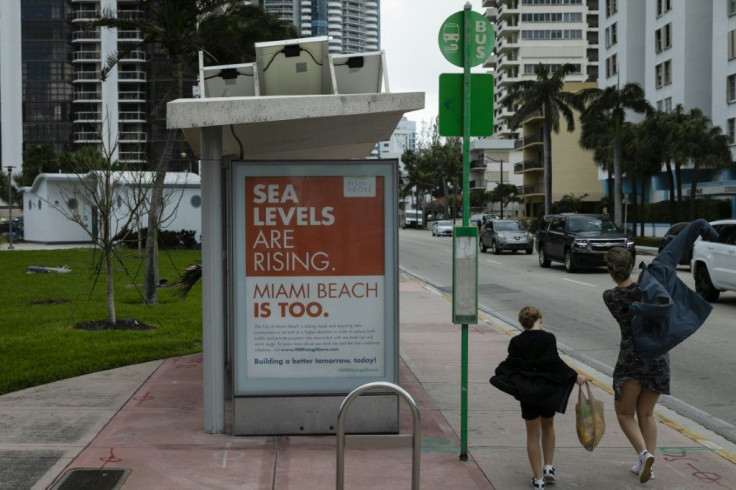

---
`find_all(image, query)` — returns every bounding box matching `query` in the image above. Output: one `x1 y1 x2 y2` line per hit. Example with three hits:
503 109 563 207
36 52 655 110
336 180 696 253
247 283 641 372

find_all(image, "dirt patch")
73 318 155 331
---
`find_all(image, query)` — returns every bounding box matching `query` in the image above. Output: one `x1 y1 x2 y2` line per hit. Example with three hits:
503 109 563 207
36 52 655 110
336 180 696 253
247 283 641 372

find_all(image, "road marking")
484 259 501 265
561 278 596 288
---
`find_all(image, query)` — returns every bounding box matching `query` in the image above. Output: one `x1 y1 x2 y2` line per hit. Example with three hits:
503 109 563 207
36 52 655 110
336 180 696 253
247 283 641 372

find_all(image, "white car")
431 220 454 237
691 219 736 302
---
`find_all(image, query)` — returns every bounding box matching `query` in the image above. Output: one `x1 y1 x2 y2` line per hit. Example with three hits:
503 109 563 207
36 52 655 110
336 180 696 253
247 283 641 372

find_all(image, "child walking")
491 306 586 489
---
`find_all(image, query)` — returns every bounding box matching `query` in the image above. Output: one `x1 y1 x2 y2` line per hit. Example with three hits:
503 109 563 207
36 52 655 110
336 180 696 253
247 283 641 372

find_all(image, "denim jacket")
628 219 717 362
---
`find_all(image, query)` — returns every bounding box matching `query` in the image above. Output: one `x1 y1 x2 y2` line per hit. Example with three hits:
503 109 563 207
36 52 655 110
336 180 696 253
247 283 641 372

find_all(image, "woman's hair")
518 305 542 330
604 247 633 282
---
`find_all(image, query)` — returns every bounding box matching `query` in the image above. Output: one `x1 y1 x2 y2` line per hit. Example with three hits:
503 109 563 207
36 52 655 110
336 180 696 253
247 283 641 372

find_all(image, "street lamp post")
6 166 15 250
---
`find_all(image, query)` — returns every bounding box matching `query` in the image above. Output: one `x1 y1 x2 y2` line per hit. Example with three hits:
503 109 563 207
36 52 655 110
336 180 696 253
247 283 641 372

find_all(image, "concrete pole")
200 126 225 433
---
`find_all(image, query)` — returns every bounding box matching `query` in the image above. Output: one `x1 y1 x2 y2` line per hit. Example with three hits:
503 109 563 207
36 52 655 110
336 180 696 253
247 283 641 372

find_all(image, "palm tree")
676 108 732 219
578 109 614 206
629 116 671 234
576 83 654 227
504 63 578 215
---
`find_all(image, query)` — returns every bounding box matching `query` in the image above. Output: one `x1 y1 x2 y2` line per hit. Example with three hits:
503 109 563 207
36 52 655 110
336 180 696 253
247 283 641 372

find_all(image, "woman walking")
602 248 666 483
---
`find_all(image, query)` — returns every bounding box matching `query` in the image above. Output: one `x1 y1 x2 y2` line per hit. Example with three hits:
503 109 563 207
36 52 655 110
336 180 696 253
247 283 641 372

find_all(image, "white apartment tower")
249 0 380 54
483 0 600 139
600 0 736 210
71 0 148 164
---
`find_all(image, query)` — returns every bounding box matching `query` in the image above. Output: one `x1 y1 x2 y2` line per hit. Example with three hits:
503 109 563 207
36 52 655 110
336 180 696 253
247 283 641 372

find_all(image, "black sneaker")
531 477 545 489
543 466 556 483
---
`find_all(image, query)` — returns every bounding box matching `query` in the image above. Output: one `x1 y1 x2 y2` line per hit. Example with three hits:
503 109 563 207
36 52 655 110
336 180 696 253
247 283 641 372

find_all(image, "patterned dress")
603 283 671 400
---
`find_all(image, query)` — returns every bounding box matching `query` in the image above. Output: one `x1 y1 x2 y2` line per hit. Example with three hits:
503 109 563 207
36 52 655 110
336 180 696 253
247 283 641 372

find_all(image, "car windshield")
437 220 452 226
568 217 618 233
494 221 526 232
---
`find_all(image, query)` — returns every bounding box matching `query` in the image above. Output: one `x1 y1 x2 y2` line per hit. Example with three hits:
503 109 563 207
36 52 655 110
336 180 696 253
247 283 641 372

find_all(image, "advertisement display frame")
230 160 399 404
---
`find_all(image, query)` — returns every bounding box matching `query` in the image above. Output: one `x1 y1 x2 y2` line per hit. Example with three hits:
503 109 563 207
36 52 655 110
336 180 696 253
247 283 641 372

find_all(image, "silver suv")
479 219 534 254
691 219 736 302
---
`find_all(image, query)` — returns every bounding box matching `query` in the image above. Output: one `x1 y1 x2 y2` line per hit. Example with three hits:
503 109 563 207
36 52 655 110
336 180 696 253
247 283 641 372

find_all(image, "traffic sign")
438 10 494 68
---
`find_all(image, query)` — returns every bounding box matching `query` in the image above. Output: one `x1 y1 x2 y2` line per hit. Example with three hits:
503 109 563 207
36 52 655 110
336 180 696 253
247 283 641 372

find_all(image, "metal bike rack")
336 381 421 490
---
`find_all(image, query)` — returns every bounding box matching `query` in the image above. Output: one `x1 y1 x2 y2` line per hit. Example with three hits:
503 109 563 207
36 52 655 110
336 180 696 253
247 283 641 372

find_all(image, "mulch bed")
73 318 155 331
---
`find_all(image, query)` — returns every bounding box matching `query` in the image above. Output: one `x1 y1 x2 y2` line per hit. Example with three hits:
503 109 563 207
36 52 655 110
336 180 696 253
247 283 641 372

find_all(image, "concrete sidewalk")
1 275 735 489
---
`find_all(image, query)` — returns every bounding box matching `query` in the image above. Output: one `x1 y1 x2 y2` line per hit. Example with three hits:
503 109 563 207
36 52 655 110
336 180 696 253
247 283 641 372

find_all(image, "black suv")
535 213 635 272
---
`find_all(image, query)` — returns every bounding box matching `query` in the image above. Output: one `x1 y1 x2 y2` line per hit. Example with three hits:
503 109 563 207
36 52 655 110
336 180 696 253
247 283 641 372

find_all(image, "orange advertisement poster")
242 175 388 382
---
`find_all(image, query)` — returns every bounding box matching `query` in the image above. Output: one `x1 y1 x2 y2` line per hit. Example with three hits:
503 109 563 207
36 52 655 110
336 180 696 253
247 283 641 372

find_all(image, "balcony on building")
497 69 521 87
119 90 146 103
118 29 143 43
514 132 543 150
470 178 487 191
74 90 102 102
497 2 520 20
118 151 147 164
72 50 102 63
523 183 544 197
497 105 515 121
498 54 520 71
119 50 146 62
119 111 146 123
70 8 100 22
119 131 147 143
117 10 143 21
497 36 519 54
74 131 102 144
486 7 498 21
470 158 487 170
118 70 147 82
74 111 102 123
73 70 100 83
514 159 543 174
73 29 100 43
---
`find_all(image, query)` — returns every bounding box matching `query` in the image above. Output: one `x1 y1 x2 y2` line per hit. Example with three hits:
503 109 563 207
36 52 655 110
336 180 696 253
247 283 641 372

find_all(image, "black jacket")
490 330 577 413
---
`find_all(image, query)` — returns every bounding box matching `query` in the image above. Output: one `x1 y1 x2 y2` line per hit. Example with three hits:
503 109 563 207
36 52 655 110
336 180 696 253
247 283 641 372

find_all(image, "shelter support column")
201 126 225 433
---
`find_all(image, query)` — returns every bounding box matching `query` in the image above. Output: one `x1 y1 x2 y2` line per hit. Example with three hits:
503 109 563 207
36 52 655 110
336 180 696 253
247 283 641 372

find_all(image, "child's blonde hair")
518 306 542 330
604 247 633 282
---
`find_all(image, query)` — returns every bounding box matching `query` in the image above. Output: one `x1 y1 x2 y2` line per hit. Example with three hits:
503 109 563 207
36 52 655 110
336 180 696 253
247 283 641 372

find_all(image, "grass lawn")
0 247 202 395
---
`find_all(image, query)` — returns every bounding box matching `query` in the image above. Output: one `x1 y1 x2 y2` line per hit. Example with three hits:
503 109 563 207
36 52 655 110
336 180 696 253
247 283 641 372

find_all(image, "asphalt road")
398 227 736 443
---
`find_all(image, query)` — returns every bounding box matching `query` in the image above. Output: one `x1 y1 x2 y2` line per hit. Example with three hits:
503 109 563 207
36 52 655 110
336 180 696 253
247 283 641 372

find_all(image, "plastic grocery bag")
575 381 605 451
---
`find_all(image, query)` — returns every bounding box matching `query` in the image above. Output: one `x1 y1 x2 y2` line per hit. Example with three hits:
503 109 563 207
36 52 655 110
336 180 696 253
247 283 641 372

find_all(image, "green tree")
676 108 732 219
504 63 578 215
629 116 670 234
576 83 654 227
578 109 614 208
91 0 288 304
22 144 60 186
198 4 297 64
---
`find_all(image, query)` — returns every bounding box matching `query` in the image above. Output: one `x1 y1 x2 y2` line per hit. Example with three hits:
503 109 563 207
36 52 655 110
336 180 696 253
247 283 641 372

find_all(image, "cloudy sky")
380 0 487 131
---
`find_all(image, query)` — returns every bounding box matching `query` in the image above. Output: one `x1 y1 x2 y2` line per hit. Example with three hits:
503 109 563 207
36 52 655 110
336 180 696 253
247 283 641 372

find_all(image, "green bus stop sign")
439 73 494 137
438 10 494 68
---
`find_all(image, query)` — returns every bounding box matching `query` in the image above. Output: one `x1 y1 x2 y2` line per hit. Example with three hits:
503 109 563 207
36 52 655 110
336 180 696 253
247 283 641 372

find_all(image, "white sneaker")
531 477 545 489
639 451 655 483
543 466 556 483
632 463 655 479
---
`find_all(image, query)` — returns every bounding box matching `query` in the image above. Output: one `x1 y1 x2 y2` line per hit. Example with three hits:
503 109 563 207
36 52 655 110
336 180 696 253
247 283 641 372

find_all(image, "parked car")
658 221 692 266
431 220 454 237
691 219 736 302
535 213 635 272
479 219 533 254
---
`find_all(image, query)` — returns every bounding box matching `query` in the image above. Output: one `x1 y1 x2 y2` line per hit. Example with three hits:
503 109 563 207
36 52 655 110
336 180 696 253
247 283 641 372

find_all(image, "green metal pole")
460 1 472 462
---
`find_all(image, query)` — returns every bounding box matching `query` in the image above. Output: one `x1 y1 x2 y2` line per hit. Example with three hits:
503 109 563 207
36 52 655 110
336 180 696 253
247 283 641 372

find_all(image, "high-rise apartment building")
0 0 189 172
247 0 380 54
484 0 599 139
600 0 735 210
